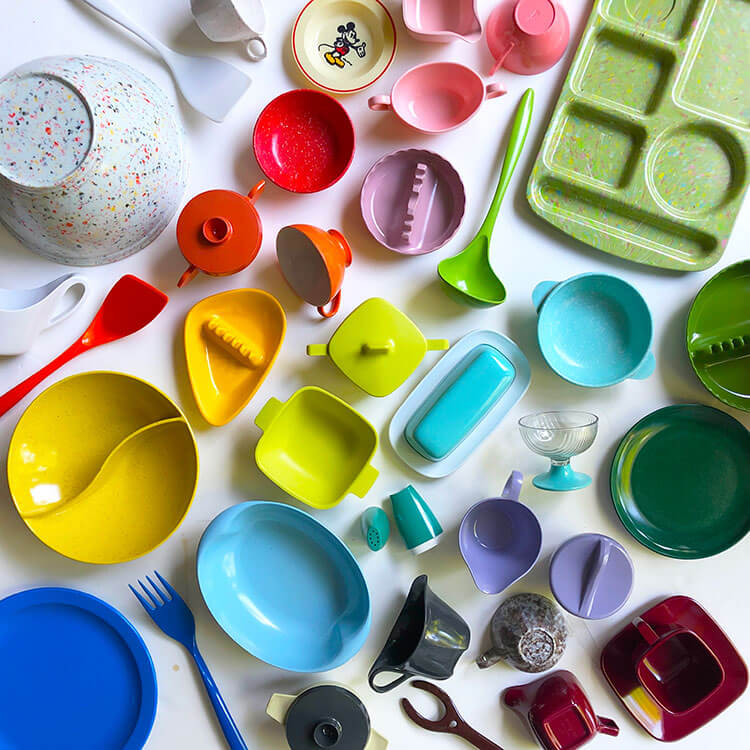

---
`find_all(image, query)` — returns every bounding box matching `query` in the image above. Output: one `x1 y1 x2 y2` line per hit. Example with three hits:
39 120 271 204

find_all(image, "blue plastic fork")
130 571 248 750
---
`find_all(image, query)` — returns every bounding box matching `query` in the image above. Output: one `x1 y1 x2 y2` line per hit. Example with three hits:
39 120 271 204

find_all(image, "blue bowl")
197 501 371 672
533 273 655 387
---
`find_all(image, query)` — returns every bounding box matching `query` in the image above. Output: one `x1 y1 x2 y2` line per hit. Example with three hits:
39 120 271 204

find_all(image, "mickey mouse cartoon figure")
319 21 366 67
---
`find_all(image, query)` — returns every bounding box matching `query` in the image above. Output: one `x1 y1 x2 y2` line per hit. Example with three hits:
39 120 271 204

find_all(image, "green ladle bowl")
438 88 534 307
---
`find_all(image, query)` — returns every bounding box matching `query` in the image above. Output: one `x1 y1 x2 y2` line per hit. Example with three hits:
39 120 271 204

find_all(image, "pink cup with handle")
368 62 506 133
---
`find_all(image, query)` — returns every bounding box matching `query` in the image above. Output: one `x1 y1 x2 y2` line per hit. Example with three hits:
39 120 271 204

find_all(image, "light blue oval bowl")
533 273 655 387
197 501 371 672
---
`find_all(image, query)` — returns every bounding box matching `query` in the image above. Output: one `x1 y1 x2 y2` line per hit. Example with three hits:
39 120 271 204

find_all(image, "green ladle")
438 88 534 307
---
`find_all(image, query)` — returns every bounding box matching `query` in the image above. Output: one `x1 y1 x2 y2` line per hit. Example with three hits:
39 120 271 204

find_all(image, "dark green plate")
611 404 750 559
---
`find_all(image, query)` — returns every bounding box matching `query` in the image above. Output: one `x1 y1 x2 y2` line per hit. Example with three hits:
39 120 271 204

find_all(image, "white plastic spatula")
79 0 251 122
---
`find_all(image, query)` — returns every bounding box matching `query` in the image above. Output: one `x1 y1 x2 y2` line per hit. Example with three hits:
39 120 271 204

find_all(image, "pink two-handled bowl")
368 62 506 133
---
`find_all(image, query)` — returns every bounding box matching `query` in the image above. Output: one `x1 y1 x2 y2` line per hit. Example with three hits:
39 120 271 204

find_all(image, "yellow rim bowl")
7 371 199 564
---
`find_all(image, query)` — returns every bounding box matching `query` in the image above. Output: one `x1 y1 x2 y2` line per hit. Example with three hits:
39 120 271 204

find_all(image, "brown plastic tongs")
401 680 505 749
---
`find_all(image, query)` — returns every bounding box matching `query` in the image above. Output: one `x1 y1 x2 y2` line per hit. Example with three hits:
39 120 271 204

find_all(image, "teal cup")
390 485 442 554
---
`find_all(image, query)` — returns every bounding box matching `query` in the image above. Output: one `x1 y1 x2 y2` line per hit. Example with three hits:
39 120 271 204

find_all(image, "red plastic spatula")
0 275 168 417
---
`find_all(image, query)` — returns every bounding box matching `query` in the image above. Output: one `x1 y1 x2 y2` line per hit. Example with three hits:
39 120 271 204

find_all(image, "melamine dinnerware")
0 55 187 264
402 0 481 43
0 587 157 750
390 485 443 554
184 289 286 426
7 371 198 564
0 273 89 355
368 62 505 133
191 0 267 60
198 501 371 672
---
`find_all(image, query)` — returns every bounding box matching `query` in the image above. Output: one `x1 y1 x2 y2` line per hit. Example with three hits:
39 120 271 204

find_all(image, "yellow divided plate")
7 372 199 565
293 0 397 94
184 289 286 426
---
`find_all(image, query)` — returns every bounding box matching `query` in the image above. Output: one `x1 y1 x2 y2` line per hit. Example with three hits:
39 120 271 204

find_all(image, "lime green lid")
307 298 448 397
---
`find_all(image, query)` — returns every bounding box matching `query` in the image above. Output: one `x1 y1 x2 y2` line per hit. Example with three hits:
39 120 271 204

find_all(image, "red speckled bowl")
253 89 355 194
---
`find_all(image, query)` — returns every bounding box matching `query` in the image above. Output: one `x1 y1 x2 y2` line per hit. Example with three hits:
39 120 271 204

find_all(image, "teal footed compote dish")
519 411 598 491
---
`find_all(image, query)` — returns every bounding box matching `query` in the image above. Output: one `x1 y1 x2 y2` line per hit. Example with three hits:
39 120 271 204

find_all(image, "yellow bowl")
7 371 199 564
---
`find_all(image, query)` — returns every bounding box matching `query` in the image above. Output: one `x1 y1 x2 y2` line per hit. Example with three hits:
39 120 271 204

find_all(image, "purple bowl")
360 148 465 255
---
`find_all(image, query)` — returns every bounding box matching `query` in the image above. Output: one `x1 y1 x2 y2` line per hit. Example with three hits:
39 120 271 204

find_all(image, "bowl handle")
485 82 507 100
306 344 328 357
46 274 90 328
368 95 391 111
350 463 379 498
633 616 661 646
254 397 283 432
426 338 450 351
630 352 656 380
247 180 265 202
532 280 558 312
500 470 523 501
245 36 267 61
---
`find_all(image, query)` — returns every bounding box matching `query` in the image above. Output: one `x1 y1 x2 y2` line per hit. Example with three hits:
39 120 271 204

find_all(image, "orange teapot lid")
176 182 264 287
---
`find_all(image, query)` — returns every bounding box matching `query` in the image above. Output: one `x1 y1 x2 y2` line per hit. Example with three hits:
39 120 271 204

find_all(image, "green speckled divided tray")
528 0 750 271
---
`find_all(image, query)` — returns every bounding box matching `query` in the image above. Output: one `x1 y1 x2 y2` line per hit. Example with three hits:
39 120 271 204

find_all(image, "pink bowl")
368 62 505 133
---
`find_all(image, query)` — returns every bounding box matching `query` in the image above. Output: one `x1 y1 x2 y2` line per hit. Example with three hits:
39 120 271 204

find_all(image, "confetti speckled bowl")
0 56 188 266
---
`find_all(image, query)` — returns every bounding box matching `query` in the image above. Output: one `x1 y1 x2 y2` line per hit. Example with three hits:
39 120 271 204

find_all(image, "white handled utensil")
79 0 251 122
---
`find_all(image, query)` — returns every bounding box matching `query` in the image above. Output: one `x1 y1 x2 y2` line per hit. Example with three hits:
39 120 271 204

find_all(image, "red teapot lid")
176 182 264 286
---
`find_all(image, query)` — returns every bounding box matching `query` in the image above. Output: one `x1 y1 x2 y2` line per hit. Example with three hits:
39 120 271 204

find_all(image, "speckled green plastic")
528 0 750 271
686 259 750 411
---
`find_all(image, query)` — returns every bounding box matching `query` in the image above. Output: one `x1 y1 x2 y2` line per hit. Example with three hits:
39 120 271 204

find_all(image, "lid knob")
202 216 233 244
313 718 342 747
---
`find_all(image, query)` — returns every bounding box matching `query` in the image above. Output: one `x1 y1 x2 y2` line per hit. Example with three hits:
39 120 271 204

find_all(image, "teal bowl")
533 273 655 387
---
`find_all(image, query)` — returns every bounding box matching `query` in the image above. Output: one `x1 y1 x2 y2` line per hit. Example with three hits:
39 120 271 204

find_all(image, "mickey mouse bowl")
292 0 397 94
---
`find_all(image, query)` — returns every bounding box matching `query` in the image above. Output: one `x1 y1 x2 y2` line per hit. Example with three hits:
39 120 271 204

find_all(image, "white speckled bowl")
0 56 189 266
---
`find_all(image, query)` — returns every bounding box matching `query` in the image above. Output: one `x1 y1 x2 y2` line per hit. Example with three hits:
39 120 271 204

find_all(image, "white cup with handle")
0 273 90 355
190 0 267 60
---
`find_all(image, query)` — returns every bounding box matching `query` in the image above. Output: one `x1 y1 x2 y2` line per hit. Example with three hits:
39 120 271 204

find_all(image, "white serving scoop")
79 0 251 122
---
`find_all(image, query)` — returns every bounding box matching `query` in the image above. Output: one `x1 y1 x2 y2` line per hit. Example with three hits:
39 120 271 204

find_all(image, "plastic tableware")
184 289 286 426
687 259 750 411
198 501 371 672
255 386 379 509
254 89 355 193
611 404 750 559
527 0 750 272
518 411 599 491
176 181 265 287
361 507 390 551
402 681 504 750
292 0 397 94
504 671 619 750
402 0 482 43
390 485 443 554
368 62 506 134
0 275 168 418
0 55 187 265
549 534 634 620
267 685 388 750
306 298 449 395
276 224 352 318
601 596 748 741
486 0 570 75
478 593 567 672
390 330 531 478
80 0 251 122
360 149 466 255
0 587 157 750
130 573 247 750
369 575 470 693
438 89 533 307
7 372 198 564
459 471 542 595
0 273 89 355
190 0 267 61
533 274 655 387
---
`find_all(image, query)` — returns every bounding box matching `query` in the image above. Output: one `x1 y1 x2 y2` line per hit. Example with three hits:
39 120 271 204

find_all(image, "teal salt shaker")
361 507 390 551
390 485 443 554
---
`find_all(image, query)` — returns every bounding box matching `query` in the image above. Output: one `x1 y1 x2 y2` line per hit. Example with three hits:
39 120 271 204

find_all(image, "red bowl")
253 89 355 194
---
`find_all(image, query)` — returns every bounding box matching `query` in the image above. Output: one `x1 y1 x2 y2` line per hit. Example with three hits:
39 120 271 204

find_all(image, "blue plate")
533 273 655 387
0 587 157 750
197 501 371 672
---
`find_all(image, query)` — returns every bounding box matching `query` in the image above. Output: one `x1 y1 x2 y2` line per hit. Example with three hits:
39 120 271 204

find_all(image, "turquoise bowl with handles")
533 273 655 388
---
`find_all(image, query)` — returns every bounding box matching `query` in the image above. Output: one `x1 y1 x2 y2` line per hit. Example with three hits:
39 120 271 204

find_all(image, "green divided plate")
687 259 750 411
611 404 750 559
528 0 750 271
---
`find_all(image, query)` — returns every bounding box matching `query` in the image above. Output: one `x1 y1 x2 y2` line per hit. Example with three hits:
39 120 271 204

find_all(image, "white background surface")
1 1 749 748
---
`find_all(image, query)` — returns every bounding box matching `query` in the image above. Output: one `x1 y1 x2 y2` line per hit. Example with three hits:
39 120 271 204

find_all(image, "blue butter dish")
390 330 531 477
